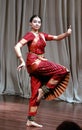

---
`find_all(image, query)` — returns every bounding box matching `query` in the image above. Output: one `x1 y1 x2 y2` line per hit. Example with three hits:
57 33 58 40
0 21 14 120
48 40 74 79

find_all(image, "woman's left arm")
48 26 72 41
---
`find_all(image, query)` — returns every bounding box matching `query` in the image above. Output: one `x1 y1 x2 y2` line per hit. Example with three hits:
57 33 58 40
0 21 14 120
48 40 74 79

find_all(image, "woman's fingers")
69 25 71 28
17 64 26 71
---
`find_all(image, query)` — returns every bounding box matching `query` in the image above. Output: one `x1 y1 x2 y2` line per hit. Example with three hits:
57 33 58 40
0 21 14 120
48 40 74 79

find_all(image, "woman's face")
30 17 41 31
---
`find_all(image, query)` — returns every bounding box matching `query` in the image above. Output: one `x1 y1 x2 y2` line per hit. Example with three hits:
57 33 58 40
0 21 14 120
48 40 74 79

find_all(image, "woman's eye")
33 20 41 24
33 20 37 23
38 21 41 24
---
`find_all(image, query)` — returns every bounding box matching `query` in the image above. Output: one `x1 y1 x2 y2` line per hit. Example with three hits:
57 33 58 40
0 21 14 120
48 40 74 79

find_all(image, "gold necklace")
31 31 39 36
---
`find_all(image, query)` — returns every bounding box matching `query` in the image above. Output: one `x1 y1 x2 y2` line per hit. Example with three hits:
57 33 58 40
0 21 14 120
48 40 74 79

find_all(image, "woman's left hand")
67 25 72 35
39 57 48 61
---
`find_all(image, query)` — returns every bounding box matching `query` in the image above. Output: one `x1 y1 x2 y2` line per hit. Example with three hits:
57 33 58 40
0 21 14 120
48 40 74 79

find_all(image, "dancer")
14 15 72 127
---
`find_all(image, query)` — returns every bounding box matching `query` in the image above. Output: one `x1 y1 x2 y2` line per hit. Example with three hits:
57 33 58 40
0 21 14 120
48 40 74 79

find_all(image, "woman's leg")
35 60 70 101
37 70 70 101
43 70 70 101
26 76 43 127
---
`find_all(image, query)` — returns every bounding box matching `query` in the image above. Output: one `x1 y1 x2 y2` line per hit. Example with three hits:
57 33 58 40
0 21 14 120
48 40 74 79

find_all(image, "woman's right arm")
14 38 27 71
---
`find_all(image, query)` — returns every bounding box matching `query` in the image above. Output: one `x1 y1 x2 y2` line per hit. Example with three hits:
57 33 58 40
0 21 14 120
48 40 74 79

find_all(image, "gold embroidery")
39 33 46 42
30 106 37 112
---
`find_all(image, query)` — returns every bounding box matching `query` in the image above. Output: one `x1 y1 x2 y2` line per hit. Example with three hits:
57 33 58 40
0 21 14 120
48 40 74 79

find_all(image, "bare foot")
26 120 43 127
37 88 44 102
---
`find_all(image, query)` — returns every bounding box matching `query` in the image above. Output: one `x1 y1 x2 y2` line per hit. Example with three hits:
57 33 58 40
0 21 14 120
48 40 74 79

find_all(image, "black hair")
29 15 42 23
56 120 82 130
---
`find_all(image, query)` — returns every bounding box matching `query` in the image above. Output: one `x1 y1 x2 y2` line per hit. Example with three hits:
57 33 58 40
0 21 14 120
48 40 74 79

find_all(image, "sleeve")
43 32 54 41
23 32 34 42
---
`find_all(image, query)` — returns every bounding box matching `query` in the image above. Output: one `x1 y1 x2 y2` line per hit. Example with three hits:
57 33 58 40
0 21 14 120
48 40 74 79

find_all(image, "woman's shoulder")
23 31 35 40
40 32 49 38
24 31 34 37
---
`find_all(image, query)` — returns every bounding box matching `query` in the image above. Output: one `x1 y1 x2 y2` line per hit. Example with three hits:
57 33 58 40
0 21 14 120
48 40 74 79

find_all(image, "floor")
0 95 82 130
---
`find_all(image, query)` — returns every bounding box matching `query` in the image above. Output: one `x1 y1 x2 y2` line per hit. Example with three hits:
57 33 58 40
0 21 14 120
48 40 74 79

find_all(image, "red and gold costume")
23 32 70 119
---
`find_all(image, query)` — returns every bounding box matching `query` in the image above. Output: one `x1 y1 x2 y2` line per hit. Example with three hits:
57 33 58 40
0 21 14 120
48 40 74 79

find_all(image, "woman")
14 15 72 127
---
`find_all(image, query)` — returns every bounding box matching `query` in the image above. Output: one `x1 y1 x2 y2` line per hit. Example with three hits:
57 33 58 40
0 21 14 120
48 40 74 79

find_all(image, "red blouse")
23 32 54 68
23 32 54 55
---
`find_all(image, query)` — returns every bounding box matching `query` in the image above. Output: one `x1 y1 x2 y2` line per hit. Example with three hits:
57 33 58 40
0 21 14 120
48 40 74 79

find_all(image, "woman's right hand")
17 61 26 71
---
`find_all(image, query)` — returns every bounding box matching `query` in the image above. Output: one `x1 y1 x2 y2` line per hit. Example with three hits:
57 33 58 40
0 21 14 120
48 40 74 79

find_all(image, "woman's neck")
31 29 39 33
31 30 39 36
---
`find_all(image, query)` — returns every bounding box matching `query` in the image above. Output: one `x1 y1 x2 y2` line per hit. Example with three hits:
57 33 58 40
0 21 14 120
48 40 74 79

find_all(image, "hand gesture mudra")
17 61 26 71
67 25 72 35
